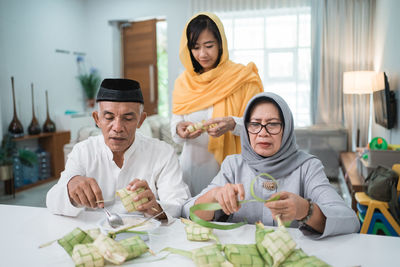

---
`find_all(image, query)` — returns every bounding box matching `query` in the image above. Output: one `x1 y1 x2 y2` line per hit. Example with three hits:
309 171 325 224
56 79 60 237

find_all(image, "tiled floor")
0 180 57 207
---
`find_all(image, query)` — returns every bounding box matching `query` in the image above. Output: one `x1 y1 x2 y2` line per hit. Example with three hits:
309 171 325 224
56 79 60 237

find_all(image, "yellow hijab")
173 12 263 164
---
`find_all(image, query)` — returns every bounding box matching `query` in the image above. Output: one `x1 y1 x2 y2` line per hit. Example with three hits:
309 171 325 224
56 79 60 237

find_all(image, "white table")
0 204 399 267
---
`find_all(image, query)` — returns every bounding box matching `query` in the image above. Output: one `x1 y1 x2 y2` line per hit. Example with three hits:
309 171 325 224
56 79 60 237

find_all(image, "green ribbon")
189 173 281 230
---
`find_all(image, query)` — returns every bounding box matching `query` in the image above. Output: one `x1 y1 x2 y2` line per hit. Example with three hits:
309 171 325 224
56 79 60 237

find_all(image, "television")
373 72 397 129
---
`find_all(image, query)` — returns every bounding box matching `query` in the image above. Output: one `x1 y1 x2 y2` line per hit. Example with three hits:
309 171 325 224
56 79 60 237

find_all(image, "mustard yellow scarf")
173 12 263 164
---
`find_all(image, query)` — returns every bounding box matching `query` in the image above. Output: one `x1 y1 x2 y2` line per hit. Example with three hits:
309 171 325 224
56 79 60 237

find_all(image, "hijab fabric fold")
240 92 315 178
173 12 263 164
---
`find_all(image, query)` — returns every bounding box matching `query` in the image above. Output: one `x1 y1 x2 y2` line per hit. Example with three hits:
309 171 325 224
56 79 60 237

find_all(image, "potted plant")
76 56 101 108
0 134 14 181
0 134 38 182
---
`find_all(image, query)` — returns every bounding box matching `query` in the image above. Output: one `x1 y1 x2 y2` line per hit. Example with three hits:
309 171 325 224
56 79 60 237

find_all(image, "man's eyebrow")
103 111 114 116
122 112 136 116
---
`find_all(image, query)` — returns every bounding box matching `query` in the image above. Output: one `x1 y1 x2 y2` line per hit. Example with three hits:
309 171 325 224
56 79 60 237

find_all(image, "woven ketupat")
116 187 148 212
255 222 274 266
93 234 128 265
163 244 232 267
280 248 308 265
58 228 94 256
192 244 231 267
261 225 296 267
72 244 104 267
223 244 264 267
181 218 219 243
118 235 149 260
86 228 101 240
281 248 331 267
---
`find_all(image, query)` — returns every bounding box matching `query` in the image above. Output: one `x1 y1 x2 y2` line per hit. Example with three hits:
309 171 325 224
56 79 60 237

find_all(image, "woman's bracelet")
297 198 314 225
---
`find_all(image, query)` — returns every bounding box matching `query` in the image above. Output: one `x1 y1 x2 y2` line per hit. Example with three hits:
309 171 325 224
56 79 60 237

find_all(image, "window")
219 8 311 126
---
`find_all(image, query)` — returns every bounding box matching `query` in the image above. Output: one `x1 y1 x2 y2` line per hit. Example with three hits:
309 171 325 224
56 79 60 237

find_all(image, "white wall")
372 0 400 143
0 0 191 136
0 0 89 135
84 0 190 116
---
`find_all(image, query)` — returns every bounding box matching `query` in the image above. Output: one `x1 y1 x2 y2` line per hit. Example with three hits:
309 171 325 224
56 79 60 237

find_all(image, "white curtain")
311 0 375 150
190 0 310 13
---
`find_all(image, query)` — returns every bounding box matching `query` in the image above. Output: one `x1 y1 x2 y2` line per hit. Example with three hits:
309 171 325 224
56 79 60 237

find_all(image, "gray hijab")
240 92 314 178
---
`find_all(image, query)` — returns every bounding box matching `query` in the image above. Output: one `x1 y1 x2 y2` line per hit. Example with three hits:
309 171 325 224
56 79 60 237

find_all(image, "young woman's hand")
212 183 245 215
204 117 236 137
176 121 203 139
264 191 309 222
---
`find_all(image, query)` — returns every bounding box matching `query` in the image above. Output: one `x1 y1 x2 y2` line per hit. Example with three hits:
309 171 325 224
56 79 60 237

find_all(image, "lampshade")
343 71 376 94
372 72 386 92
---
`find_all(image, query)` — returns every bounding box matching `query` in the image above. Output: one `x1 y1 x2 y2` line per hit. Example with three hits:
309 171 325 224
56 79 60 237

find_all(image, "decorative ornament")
28 83 41 135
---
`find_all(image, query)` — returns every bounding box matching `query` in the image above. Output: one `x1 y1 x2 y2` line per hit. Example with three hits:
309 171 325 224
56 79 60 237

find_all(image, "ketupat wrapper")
223 244 264 267
281 249 331 267
93 234 128 265
116 187 148 212
187 121 218 133
72 244 104 267
280 248 308 266
118 235 149 260
255 222 274 266
261 218 297 267
163 244 232 267
58 228 94 256
86 228 101 240
181 218 220 243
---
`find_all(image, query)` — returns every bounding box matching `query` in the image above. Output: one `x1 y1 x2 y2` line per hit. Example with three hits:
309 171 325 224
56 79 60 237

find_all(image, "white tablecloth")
0 204 399 267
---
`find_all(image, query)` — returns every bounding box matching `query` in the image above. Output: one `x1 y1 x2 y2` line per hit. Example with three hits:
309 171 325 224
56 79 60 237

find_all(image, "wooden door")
122 19 158 115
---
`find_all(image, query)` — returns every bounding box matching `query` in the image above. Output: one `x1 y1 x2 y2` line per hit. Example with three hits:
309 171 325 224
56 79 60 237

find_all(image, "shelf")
339 151 365 211
15 177 58 193
13 132 59 141
10 131 70 193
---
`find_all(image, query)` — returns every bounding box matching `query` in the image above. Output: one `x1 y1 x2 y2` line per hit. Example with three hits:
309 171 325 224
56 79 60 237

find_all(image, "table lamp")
343 71 376 148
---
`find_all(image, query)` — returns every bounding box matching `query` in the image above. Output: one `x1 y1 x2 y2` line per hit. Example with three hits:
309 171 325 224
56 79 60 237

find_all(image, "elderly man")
47 79 190 222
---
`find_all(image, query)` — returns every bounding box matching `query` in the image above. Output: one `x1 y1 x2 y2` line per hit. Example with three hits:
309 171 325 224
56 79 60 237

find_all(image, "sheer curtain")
190 0 310 13
311 0 375 150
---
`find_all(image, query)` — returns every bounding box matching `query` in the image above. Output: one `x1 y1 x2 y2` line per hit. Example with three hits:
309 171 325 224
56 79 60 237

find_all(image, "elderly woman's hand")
204 117 236 137
264 191 309 222
212 183 245 215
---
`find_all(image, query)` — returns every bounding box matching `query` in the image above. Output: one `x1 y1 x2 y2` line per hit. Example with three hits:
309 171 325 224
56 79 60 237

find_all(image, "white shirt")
170 106 242 196
46 133 191 222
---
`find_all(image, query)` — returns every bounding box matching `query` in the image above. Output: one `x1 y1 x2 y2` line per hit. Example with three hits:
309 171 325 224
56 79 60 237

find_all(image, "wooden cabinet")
12 131 70 192
339 152 365 211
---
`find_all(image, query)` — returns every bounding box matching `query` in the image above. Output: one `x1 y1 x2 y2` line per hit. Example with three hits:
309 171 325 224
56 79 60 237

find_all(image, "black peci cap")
96 78 144 103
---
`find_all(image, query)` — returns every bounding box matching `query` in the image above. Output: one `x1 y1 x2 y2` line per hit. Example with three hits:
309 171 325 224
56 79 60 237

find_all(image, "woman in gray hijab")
182 92 359 238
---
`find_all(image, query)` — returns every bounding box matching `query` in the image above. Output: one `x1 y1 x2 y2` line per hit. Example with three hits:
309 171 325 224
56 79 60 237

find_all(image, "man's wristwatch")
297 198 313 225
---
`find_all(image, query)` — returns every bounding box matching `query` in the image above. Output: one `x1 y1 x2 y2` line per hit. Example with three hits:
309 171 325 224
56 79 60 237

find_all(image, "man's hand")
264 191 309 222
67 175 104 209
127 179 166 218
212 183 245 215
204 117 236 138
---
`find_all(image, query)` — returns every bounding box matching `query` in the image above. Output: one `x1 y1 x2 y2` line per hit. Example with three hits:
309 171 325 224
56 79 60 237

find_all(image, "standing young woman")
171 12 263 195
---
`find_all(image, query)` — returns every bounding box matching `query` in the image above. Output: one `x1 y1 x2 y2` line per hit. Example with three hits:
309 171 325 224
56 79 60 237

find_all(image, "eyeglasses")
246 122 283 135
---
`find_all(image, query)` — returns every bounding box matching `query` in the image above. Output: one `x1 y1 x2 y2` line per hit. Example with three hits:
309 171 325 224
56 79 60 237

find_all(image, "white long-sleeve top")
46 133 190 222
170 106 243 196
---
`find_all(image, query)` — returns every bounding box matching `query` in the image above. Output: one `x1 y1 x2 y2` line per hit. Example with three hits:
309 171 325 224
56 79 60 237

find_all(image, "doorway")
121 19 168 116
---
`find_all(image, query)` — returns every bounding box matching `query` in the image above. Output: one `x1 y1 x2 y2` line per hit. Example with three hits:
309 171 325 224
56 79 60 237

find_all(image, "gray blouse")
182 154 360 239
